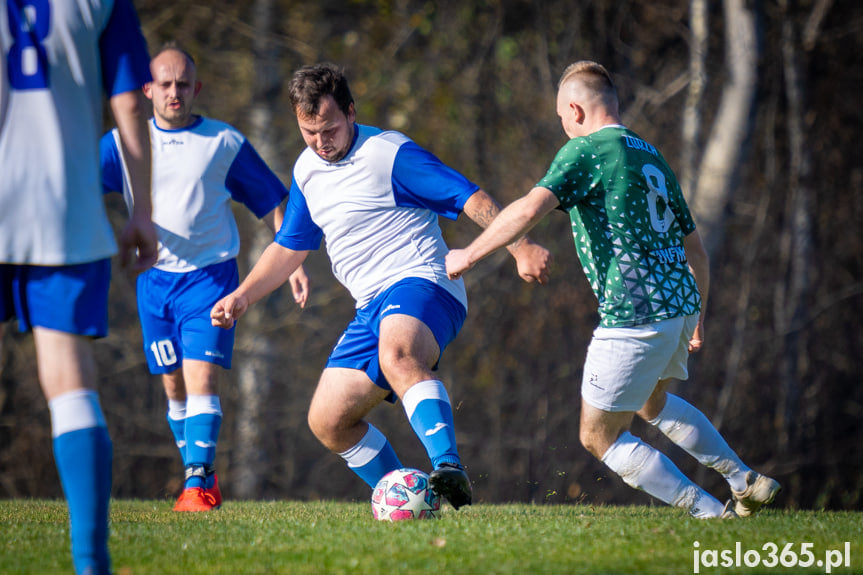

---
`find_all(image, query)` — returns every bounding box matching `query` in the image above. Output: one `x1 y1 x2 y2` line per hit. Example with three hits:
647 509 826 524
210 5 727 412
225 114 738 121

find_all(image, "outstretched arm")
448 186 559 281
683 229 710 353
461 189 553 284
110 89 157 272
211 243 309 328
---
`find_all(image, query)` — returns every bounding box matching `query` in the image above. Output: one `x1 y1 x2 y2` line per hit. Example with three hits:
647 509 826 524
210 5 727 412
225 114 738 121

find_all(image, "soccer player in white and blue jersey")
1 1 156 573
101 44 309 512
211 63 552 509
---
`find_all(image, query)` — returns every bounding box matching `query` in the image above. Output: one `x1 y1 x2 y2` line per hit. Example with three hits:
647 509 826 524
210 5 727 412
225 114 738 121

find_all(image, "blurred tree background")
2 0 861 511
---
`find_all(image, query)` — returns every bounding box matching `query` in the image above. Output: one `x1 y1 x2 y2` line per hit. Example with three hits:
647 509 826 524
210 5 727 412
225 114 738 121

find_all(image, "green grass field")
1 500 860 574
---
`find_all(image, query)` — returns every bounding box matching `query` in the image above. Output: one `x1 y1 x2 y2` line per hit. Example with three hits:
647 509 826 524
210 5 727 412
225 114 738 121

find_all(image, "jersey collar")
150 115 204 133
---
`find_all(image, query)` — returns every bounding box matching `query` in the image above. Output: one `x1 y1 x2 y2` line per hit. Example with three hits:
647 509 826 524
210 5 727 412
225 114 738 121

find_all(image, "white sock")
339 424 387 468
186 394 222 417
648 394 749 492
167 399 186 421
401 380 450 420
602 431 725 518
48 389 106 437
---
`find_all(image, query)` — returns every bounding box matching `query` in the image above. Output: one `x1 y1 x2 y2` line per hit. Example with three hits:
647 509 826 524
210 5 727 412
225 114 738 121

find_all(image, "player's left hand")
446 248 474 279
210 291 248 329
688 318 705 353
118 210 158 272
513 240 552 284
289 265 310 309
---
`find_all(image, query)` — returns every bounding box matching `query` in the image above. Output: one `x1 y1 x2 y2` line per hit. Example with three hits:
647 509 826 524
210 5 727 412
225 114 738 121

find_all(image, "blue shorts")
0 261 110 336
327 277 467 400
137 259 238 374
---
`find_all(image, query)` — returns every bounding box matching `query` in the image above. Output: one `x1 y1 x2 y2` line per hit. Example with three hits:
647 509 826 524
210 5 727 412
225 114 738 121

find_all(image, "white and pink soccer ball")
371 468 441 521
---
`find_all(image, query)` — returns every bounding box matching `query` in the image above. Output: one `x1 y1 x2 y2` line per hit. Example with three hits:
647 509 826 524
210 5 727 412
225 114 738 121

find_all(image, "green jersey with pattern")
537 125 701 327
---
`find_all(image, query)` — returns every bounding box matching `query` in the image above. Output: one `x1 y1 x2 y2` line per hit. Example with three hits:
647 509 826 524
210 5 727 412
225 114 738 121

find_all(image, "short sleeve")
99 0 151 97
274 177 324 251
225 139 290 219
536 138 599 212
391 141 479 220
99 130 123 194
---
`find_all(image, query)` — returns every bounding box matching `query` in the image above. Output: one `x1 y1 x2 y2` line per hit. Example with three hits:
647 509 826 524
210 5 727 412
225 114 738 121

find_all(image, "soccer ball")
371 468 441 521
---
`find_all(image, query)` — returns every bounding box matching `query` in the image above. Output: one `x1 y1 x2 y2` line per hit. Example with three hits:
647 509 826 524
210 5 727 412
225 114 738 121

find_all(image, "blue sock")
402 380 460 469
166 399 187 466
184 395 222 489
49 390 112 575
339 423 402 489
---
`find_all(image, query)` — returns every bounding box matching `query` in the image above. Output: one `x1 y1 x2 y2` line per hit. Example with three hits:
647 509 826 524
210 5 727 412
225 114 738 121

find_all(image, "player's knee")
308 410 362 454
380 359 422 390
579 427 601 458
579 421 616 459
307 406 333 445
378 346 408 374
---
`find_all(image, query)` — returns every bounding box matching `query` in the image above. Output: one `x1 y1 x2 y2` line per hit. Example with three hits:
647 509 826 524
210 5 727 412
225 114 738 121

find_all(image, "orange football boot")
206 474 222 508
173 487 218 512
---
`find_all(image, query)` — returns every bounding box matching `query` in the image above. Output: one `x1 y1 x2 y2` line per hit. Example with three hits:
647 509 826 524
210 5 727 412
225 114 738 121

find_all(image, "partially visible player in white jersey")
447 60 780 518
211 63 552 509
100 43 309 512
1 1 156 573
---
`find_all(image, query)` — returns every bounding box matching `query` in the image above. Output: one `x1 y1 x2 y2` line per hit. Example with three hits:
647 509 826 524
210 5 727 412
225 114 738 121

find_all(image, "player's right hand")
118 211 158 273
210 293 248 329
446 248 474 279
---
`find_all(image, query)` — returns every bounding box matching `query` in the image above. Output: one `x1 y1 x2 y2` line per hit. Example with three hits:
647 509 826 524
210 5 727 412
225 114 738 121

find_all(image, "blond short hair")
558 61 617 103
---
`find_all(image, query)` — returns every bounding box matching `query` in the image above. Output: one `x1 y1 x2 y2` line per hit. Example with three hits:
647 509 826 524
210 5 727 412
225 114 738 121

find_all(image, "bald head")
144 43 201 129
555 61 620 139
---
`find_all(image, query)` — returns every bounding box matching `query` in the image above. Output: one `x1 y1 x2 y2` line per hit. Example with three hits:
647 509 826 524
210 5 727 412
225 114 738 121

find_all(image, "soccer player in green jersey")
446 61 780 518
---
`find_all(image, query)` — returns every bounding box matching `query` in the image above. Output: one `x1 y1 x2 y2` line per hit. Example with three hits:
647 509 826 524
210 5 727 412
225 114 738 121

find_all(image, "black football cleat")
429 462 472 510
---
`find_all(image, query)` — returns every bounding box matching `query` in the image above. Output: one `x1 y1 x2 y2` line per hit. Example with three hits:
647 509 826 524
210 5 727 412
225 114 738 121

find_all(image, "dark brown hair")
289 63 354 117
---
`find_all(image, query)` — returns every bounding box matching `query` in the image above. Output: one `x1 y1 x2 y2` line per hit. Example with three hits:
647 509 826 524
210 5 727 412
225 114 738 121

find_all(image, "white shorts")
581 315 699 412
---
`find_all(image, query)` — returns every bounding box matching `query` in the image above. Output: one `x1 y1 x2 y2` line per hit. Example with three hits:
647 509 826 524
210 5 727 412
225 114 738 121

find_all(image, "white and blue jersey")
276 124 477 309
0 0 151 265
101 116 289 272
101 116 289 373
2 3 149 572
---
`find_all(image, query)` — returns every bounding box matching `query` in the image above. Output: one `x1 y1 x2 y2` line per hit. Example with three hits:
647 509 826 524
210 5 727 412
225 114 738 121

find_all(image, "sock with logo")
49 389 113 575
184 394 222 489
338 423 402 488
602 431 725 518
647 394 750 492
402 380 460 469
166 399 188 466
